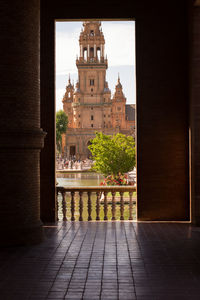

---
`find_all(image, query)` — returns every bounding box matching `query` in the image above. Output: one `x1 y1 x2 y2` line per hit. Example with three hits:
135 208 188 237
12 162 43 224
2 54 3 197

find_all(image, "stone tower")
62 76 74 128
62 21 135 159
74 21 112 130
112 75 126 129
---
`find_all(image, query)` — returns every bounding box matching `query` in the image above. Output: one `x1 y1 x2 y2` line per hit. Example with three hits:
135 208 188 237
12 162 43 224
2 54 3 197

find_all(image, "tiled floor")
1 222 200 299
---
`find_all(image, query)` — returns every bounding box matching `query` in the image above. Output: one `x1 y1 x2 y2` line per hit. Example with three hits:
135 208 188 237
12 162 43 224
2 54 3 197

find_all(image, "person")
68 160 72 169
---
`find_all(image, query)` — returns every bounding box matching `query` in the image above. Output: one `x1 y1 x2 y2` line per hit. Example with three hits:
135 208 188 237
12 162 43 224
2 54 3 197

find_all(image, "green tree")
88 132 136 177
56 110 68 153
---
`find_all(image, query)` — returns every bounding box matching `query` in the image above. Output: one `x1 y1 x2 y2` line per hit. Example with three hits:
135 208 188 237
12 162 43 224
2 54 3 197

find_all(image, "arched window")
90 79 94 86
97 47 101 61
83 47 87 60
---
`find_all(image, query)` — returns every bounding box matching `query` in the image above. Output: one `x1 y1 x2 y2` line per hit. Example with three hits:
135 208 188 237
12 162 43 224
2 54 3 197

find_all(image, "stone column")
0 0 46 245
94 44 96 57
87 45 90 59
102 44 104 57
100 44 103 57
191 1 200 225
80 45 83 58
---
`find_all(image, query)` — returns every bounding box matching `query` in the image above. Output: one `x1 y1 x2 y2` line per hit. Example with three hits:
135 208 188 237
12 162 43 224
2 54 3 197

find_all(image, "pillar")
87 45 90 58
191 1 200 225
102 44 104 57
94 44 96 57
80 45 83 58
0 0 46 245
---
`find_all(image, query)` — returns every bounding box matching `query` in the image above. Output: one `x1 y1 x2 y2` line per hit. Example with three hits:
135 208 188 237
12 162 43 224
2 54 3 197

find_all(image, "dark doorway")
41 3 190 222
70 145 76 156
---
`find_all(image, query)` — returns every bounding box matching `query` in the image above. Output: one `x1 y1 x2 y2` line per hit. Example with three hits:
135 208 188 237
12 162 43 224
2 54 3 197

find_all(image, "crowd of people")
56 156 93 171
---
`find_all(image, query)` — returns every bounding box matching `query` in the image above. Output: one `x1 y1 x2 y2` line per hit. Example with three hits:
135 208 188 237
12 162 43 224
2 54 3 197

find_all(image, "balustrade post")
62 191 67 221
120 191 124 220
111 191 116 220
96 191 100 221
79 191 83 221
87 191 92 221
129 191 133 220
71 191 75 221
104 191 108 221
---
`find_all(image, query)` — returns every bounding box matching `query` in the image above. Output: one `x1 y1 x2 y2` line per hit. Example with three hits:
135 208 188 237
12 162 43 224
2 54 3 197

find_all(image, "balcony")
76 57 108 67
56 186 136 222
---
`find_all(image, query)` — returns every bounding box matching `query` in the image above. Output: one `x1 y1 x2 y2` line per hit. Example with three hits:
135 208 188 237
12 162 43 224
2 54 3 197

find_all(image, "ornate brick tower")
112 75 126 129
62 21 135 159
74 21 112 129
62 76 74 129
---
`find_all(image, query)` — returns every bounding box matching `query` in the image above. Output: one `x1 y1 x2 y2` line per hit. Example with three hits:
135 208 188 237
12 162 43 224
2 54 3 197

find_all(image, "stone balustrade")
56 186 136 221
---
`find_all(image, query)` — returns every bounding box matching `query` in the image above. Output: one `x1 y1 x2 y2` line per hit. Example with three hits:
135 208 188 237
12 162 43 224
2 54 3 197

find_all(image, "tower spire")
118 73 120 83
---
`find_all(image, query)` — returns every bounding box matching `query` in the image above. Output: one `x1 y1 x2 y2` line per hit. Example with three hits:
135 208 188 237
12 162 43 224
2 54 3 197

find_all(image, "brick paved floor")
0 222 200 299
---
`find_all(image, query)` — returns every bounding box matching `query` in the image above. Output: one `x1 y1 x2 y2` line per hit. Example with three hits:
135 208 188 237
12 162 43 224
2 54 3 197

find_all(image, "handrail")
56 186 136 221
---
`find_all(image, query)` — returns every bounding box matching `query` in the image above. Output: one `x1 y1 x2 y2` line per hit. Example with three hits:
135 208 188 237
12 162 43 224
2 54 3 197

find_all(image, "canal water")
56 172 104 187
56 172 136 221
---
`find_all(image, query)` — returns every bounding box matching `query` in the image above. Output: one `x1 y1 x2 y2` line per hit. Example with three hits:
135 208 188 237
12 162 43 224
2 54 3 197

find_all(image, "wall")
190 2 200 224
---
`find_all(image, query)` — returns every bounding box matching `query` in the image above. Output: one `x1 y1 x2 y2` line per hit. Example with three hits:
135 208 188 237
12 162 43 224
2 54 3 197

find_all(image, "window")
104 114 106 118
91 115 94 120
90 30 94 36
83 47 87 60
117 107 121 111
91 107 93 110
91 124 93 128
90 79 94 86
91 88 93 92
78 114 81 118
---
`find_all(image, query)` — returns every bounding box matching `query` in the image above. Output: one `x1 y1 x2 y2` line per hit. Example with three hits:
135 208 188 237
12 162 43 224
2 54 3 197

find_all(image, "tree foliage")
56 110 68 153
88 132 136 177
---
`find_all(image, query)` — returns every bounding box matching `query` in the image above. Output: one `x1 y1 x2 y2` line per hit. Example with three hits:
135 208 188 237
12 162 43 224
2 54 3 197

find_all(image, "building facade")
62 21 135 159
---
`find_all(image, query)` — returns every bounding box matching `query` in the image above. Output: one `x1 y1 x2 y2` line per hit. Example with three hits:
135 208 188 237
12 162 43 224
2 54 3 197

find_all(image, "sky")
56 20 136 111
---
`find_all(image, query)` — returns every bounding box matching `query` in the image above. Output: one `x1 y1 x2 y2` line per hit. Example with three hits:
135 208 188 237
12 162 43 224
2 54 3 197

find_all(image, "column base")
0 222 44 246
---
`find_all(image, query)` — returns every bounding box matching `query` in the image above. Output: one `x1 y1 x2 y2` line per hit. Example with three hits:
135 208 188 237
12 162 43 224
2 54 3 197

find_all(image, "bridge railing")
56 186 136 221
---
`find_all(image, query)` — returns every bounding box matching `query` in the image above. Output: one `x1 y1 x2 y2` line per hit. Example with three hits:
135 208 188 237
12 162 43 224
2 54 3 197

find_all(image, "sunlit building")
62 21 135 159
